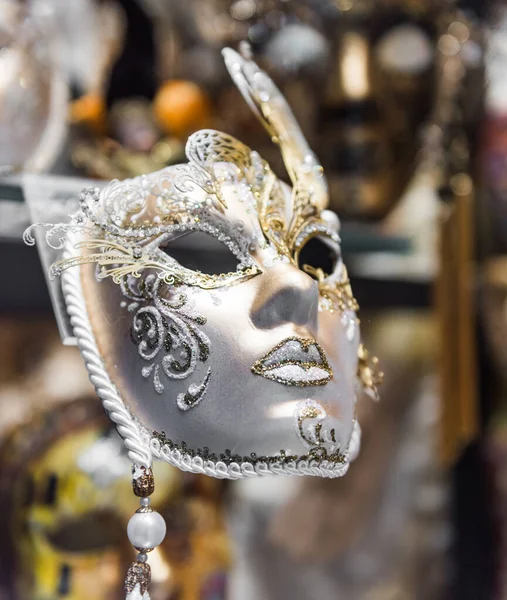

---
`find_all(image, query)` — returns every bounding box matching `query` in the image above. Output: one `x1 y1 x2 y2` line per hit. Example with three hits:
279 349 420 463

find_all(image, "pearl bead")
127 510 166 550
140 497 151 507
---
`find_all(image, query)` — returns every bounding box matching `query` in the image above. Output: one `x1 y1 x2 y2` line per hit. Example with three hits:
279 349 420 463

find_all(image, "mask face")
16 425 131 600
319 1 439 219
27 49 380 478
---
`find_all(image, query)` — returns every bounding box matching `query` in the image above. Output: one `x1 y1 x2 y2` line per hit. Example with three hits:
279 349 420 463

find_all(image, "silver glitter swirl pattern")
122 274 211 409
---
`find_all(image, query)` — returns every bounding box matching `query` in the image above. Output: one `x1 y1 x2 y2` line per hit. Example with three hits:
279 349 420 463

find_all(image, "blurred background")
0 0 506 598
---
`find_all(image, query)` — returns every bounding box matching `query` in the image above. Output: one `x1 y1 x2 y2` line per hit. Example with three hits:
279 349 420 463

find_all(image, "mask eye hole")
297 236 339 279
160 231 240 275
376 24 433 75
48 513 125 552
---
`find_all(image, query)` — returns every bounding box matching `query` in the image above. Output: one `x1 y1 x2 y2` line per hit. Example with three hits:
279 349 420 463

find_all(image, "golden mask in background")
0 397 230 600
0 398 174 600
318 0 442 220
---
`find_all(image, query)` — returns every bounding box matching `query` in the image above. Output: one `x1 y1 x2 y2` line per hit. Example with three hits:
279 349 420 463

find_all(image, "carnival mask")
0 398 178 600
26 47 382 599
319 0 441 219
26 48 381 481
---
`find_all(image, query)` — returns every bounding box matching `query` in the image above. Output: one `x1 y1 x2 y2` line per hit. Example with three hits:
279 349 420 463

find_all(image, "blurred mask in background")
0 394 230 600
188 0 481 221
318 0 440 220
0 0 67 174
0 398 177 600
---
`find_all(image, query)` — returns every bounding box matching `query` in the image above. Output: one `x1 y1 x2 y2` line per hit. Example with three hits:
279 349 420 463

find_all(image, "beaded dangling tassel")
125 560 151 600
125 466 166 600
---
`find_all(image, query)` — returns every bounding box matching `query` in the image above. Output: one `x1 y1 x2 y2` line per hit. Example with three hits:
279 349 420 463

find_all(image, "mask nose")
320 32 387 174
327 31 373 106
250 263 319 331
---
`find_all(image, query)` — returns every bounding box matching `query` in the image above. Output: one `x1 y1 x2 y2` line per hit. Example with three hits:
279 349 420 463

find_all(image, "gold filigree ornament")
23 47 338 294
357 343 384 401
303 264 359 313
295 399 345 459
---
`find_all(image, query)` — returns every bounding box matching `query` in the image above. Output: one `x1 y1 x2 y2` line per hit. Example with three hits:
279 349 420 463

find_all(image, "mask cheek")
318 315 359 445
329 374 357 450
319 307 360 383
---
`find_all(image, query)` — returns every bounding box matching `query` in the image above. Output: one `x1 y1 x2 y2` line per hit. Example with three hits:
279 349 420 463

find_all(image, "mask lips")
251 336 333 387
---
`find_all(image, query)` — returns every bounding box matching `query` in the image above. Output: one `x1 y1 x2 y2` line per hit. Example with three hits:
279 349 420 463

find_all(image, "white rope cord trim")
61 235 152 468
149 420 359 479
61 235 360 478
150 436 353 479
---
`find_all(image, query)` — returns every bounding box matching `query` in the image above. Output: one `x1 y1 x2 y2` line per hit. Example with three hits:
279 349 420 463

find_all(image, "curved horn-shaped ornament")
222 46 329 212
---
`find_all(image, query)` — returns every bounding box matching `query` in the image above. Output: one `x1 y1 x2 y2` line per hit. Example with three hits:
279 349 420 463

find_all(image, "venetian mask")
189 0 460 220
26 46 382 599
0 395 231 600
0 398 179 600
318 0 443 219
26 49 381 481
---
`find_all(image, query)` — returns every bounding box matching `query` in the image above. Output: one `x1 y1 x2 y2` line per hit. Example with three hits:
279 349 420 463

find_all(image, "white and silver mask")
26 49 381 479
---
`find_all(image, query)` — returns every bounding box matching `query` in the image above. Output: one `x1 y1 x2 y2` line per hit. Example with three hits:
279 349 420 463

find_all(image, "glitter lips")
251 337 333 387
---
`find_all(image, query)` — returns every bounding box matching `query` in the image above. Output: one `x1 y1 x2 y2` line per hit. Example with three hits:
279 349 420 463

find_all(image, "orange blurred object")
154 80 212 139
69 93 107 136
